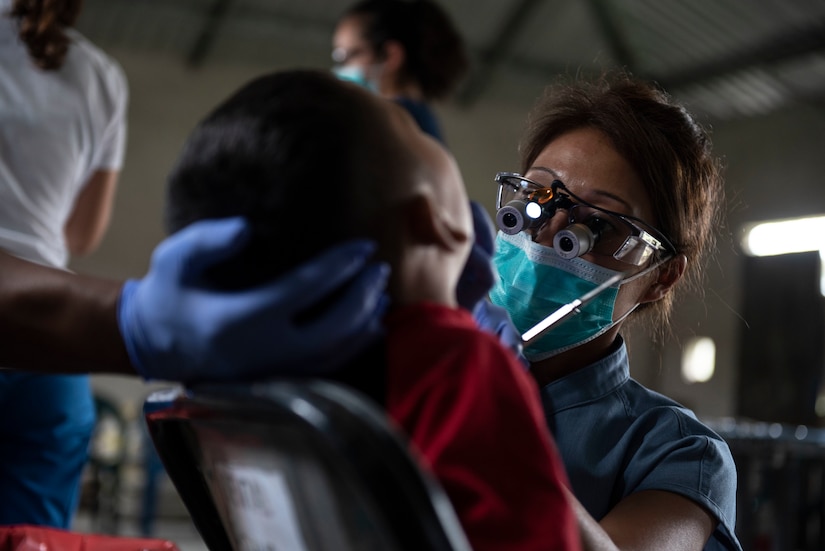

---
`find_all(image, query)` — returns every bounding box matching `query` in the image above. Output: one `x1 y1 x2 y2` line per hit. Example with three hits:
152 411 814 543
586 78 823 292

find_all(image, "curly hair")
9 0 83 70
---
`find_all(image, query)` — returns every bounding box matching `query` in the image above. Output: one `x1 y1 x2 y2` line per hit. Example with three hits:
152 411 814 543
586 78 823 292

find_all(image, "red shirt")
385 302 581 551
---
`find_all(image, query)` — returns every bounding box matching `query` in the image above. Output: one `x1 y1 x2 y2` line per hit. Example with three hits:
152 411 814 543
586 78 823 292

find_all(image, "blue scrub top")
393 97 444 144
539 337 742 551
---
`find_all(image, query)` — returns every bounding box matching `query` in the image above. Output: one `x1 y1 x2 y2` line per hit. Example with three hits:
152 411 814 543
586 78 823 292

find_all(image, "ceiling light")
741 215 825 257
681 336 716 384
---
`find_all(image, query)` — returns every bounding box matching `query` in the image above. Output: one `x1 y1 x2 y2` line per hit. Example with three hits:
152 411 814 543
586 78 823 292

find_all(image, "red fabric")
385 303 581 551
0 526 179 551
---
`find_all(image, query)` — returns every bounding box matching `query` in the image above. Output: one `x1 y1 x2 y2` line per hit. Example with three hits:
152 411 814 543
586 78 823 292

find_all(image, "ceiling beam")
479 18 825 106
456 0 547 106
657 21 825 90
186 0 234 68
585 0 638 72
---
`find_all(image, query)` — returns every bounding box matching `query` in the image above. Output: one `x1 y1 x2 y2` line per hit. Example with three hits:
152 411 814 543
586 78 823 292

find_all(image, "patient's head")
165 69 471 306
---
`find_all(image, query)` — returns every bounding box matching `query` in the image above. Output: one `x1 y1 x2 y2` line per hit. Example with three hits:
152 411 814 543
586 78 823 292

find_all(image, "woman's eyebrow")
529 166 561 181
530 166 634 212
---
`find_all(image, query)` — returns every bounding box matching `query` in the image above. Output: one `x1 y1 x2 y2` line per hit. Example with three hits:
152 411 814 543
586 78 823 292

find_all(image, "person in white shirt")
0 0 127 527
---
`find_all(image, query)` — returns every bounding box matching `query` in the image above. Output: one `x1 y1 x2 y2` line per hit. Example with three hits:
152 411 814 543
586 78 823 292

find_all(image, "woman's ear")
640 254 687 303
403 194 470 252
381 40 406 74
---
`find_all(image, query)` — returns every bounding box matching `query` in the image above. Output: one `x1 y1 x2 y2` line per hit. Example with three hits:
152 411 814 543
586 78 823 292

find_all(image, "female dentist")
482 72 740 551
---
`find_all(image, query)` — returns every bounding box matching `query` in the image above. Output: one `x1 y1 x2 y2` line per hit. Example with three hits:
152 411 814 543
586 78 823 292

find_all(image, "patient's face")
381 100 472 250
367 98 472 304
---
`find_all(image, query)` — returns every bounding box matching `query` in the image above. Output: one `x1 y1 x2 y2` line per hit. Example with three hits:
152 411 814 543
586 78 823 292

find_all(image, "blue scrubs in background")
0 372 96 527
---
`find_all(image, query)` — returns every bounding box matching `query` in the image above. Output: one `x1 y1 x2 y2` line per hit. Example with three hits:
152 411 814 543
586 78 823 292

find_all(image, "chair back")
144 380 471 551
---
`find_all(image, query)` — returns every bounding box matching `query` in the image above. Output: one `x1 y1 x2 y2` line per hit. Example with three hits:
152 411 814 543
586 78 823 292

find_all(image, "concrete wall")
71 48 825 420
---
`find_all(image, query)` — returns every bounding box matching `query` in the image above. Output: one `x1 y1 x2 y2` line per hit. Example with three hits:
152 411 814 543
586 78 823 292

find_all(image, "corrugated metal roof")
74 0 825 122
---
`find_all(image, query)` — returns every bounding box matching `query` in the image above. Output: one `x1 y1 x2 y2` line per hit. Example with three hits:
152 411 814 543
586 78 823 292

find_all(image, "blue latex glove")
473 299 528 368
118 217 389 383
456 200 497 311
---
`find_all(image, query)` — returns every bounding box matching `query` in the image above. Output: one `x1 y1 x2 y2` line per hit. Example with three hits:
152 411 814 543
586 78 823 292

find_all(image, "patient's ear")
403 194 469 252
381 40 406 74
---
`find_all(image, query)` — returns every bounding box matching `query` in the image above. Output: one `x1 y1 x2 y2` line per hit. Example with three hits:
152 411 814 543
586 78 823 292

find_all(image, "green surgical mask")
489 231 626 362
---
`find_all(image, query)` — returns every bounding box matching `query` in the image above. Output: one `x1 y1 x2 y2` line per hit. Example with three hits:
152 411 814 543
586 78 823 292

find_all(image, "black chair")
144 380 471 551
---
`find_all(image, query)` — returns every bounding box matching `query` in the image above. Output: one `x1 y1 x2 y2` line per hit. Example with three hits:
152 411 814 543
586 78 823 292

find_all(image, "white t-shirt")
0 5 127 268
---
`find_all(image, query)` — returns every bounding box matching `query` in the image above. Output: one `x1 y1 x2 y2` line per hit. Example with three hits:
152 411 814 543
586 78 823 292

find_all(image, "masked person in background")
480 72 741 551
330 0 507 334
329 0 505 330
332 0 468 144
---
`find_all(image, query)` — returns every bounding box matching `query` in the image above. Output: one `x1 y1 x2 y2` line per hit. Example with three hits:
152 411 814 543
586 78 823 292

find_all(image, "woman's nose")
533 209 570 247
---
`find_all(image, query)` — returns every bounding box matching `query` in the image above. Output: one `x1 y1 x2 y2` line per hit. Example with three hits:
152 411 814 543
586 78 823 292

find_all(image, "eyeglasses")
494 172 676 266
332 46 369 65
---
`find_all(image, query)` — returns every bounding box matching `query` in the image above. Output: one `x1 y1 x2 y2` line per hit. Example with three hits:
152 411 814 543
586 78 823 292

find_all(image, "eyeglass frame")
494 171 678 262
331 46 371 65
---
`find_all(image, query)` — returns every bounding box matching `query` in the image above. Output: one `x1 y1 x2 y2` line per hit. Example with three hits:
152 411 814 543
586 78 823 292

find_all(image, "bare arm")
566 487 716 551
0 248 134 374
64 168 119 256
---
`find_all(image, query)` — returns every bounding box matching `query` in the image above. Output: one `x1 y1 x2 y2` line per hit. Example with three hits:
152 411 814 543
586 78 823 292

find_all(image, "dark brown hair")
341 0 469 100
9 0 83 70
520 71 725 331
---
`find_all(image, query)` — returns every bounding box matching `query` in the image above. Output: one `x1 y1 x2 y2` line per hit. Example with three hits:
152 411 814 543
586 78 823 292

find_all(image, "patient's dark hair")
165 69 412 287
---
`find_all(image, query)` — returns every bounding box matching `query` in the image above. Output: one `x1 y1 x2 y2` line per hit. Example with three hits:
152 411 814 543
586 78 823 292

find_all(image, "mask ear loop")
601 255 675 337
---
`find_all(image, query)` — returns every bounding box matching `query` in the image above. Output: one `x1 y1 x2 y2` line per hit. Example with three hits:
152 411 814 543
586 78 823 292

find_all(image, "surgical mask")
332 65 379 93
489 231 634 362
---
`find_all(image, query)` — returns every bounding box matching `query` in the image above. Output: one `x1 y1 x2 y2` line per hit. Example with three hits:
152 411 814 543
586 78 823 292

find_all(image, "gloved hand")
118 217 389 383
456 200 497 311
473 299 528 368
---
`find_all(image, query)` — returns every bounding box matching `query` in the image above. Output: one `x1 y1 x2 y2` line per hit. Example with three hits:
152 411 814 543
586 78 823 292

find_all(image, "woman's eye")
590 217 628 242
586 215 611 230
